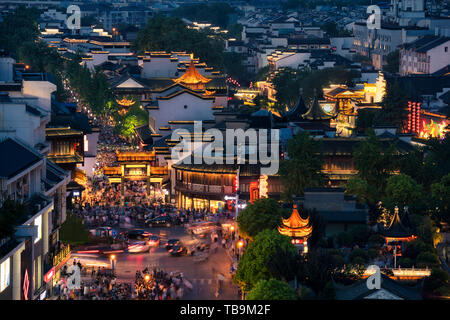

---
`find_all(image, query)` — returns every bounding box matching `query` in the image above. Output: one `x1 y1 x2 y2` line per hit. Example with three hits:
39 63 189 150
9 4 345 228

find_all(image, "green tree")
59 213 91 246
234 229 297 291
424 134 450 186
171 3 236 28
237 198 285 240
336 231 354 247
356 108 381 133
0 199 28 239
227 23 243 41
272 68 300 109
296 248 348 295
349 248 369 264
133 16 225 71
0 6 39 55
416 251 440 268
223 52 248 82
424 268 449 295
377 79 411 127
404 239 433 261
322 22 351 37
383 174 423 212
254 66 270 81
431 173 450 224
246 279 297 300
383 50 400 74
353 129 396 197
280 131 325 198
409 214 441 247
345 176 377 204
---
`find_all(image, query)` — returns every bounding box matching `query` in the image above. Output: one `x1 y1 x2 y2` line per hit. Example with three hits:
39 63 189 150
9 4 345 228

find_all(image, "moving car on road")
187 221 220 236
124 230 154 253
146 215 173 227
147 235 160 247
169 245 187 256
127 241 151 253
124 229 152 241
166 239 181 251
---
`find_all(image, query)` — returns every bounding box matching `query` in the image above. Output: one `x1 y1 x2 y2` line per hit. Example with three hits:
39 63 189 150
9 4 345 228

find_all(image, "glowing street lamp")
110 254 116 271
237 240 244 260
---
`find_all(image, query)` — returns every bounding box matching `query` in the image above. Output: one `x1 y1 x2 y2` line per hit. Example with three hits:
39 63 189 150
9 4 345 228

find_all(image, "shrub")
397 257 413 268
416 251 440 268
350 248 369 263
368 234 385 248
424 268 449 293
337 232 353 247
368 248 379 260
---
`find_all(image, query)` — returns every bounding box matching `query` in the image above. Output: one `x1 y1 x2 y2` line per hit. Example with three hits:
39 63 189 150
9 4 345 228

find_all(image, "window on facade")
0 258 10 292
34 215 42 244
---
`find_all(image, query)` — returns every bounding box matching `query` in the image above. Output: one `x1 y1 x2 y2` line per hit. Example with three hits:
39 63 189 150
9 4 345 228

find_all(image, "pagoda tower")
278 204 313 253
173 60 212 90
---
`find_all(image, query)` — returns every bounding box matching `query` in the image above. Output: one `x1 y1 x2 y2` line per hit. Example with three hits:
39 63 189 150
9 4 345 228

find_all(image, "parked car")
146 215 173 227
168 245 187 256
166 239 181 251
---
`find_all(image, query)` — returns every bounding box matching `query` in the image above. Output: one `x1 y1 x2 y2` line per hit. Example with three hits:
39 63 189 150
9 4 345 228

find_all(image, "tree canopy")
383 174 423 213
280 131 325 198
352 129 396 198
234 229 297 291
383 50 400 74
171 3 236 29
237 198 286 240
272 67 357 110
0 199 28 239
246 279 297 300
59 213 91 246
132 16 225 71
0 6 39 55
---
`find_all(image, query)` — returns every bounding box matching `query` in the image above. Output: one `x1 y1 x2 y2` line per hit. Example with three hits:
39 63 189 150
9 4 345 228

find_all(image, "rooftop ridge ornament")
116 97 135 107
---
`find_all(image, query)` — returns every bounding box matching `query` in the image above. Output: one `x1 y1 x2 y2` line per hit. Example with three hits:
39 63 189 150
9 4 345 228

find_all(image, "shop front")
42 244 71 298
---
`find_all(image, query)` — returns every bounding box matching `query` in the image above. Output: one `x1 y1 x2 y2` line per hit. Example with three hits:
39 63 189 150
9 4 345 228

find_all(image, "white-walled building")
0 56 70 300
400 35 450 75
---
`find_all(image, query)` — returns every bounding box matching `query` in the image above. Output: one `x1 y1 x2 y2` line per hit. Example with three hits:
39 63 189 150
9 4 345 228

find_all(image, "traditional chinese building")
173 60 212 91
172 162 282 212
278 204 313 253
46 127 85 173
379 207 417 260
102 150 168 203
302 95 335 123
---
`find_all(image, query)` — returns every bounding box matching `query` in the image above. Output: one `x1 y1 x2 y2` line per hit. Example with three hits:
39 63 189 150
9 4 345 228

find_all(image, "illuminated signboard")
44 267 55 283
419 119 447 139
259 175 268 199
23 269 29 300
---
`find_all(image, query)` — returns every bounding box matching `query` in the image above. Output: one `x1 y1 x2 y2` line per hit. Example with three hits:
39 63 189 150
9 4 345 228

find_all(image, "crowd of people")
53 264 192 300
54 263 133 300
134 268 188 300
97 125 135 152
